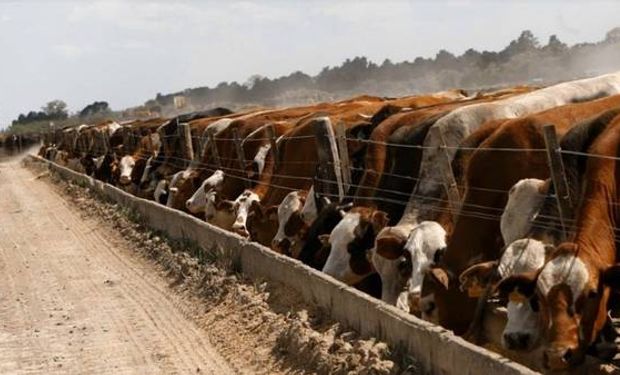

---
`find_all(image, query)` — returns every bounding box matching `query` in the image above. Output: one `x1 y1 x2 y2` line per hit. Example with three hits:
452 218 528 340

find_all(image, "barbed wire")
46 137 620 240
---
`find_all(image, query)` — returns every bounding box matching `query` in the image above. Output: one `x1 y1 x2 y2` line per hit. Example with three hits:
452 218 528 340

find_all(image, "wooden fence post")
232 128 251 188
265 124 279 167
429 126 461 220
314 117 345 202
543 124 573 241
207 132 221 168
177 122 194 164
335 122 351 194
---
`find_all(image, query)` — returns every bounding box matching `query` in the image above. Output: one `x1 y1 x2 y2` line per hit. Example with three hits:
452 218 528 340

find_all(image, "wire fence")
40 114 620 246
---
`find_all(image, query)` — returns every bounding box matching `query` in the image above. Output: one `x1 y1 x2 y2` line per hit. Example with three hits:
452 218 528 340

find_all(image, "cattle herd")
38 71 620 370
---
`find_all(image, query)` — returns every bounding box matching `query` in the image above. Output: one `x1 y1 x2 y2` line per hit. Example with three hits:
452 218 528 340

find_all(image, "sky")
1 0 619 129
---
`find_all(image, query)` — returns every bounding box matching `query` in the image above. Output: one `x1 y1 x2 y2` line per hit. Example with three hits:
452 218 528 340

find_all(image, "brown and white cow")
211 97 392 238
496 111 620 370
421 94 620 337
268 91 479 259
359 74 620 324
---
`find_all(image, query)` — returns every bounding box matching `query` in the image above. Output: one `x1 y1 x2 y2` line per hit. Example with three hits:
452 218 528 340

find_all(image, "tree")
543 35 567 55
79 101 110 118
605 27 620 43
42 100 68 118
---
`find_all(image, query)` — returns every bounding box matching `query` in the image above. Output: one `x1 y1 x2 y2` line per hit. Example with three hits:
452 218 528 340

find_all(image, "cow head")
373 221 448 315
460 238 549 352
246 201 279 246
118 155 136 185
79 153 96 176
167 169 200 210
229 190 261 237
205 191 237 230
271 190 310 257
166 169 201 210
186 170 225 214
297 199 350 270
153 179 169 205
245 143 271 181
497 243 620 370
321 208 389 285
500 178 547 245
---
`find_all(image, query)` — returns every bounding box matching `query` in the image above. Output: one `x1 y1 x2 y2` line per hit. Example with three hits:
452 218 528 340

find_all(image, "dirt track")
0 156 235 374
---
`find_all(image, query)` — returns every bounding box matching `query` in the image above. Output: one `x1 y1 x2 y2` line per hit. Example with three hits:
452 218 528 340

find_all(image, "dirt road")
0 157 235 374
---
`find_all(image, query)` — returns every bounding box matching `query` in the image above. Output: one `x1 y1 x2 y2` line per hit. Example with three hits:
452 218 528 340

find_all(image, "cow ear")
427 267 450 290
602 264 620 290
370 211 389 233
318 234 330 247
375 234 407 260
495 272 538 302
458 261 499 298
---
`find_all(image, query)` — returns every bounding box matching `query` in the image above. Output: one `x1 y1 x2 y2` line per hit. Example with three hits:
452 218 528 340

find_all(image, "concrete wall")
29 155 538 375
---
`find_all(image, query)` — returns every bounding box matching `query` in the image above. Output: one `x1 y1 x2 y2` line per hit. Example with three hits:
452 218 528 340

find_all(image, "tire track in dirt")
0 159 235 375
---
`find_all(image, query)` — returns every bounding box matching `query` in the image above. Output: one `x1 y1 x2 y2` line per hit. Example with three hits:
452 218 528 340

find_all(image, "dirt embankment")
18 158 418 374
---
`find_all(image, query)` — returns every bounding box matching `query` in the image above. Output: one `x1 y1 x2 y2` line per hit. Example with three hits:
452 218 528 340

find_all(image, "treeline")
12 100 69 126
148 28 620 114
8 28 620 134
7 100 114 135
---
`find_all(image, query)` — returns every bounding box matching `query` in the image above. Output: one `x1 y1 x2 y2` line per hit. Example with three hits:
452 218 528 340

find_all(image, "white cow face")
186 170 224 214
370 226 411 310
230 190 260 237
205 191 236 230
271 190 308 257
406 222 447 312
501 178 546 245
119 155 135 185
498 239 547 351
459 238 548 351
372 221 447 314
322 208 388 285
166 170 190 207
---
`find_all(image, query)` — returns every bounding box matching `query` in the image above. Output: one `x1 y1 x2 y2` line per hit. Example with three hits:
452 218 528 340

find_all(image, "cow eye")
398 256 412 276
567 305 575 317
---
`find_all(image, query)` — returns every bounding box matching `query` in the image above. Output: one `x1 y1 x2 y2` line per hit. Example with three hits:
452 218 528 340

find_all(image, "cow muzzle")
232 223 249 237
119 175 131 185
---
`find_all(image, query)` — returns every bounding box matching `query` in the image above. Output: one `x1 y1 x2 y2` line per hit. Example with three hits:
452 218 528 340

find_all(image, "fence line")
44 139 620 242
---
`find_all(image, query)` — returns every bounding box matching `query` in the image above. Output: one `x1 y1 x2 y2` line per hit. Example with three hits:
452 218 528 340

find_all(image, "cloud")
52 43 84 59
1 14 10 23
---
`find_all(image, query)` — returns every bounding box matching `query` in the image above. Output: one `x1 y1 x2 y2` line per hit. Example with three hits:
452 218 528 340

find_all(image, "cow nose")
543 346 575 370
119 175 131 185
503 332 530 351
185 200 192 210
232 223 249 237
